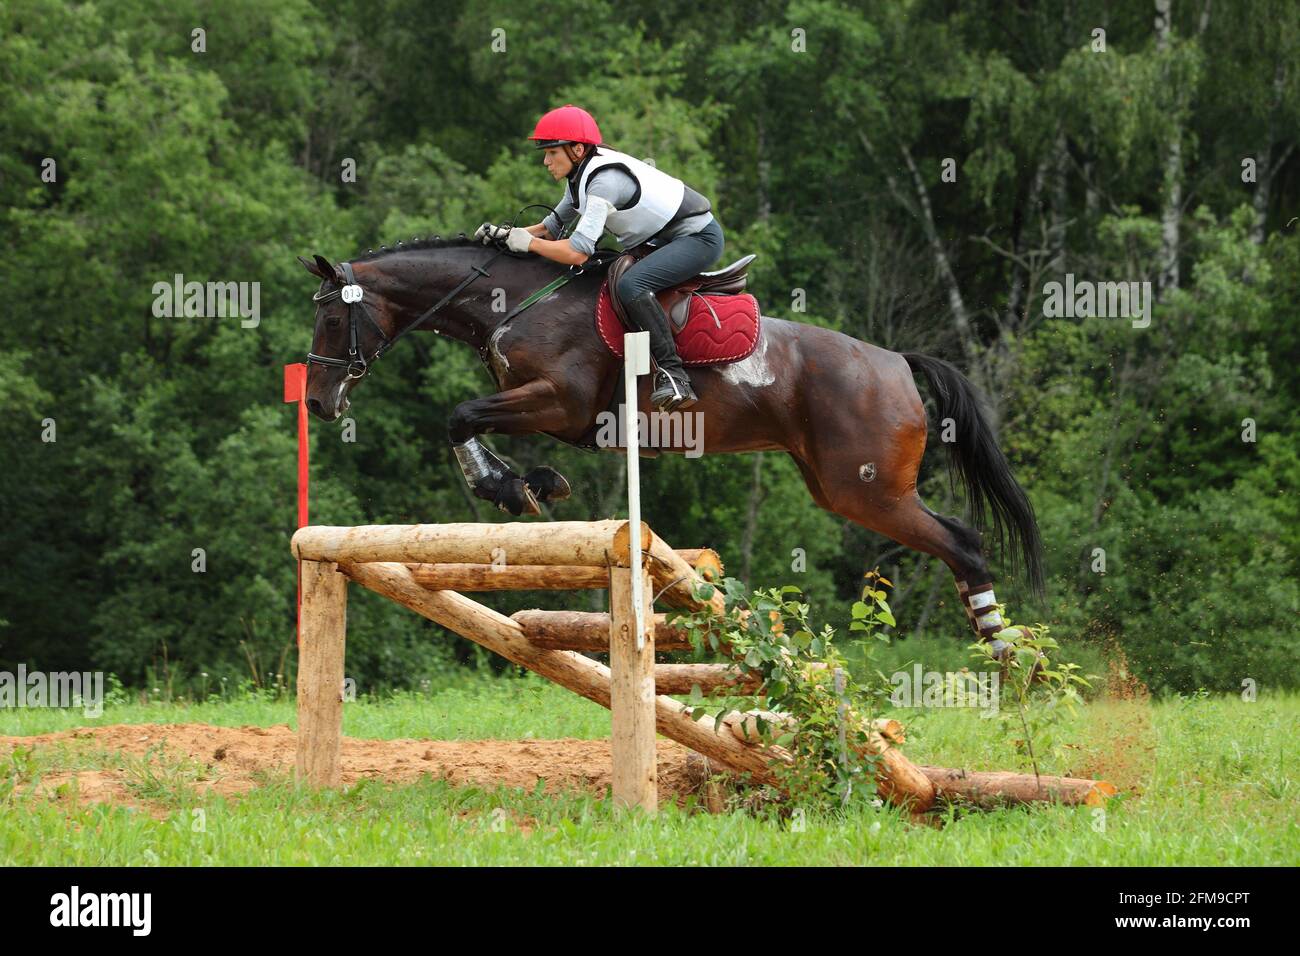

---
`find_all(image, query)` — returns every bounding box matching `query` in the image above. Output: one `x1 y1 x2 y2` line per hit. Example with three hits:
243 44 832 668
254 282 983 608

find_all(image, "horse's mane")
352 234 480 263
348 232 607 285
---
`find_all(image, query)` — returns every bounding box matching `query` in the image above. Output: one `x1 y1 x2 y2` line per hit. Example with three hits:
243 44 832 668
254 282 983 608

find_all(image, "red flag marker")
283 363 309 645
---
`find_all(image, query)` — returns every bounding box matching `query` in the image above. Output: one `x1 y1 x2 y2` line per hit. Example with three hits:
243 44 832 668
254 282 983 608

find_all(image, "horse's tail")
903 352 1044 597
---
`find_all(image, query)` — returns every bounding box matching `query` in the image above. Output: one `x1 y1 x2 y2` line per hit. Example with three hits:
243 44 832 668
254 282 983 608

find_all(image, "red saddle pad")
596 283 760 366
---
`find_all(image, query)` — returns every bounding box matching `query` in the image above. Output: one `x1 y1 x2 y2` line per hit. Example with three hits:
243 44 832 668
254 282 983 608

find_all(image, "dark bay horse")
299 236 1043 644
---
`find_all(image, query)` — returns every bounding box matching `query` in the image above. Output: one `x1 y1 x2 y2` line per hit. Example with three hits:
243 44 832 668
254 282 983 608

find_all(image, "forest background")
2 0 1296 695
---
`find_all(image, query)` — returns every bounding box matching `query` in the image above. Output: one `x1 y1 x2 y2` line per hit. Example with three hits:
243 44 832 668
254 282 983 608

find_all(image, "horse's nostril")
307 397 324 418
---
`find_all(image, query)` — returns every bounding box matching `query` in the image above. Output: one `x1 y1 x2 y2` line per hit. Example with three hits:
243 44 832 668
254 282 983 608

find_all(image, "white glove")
505 227 535 254
474 222 509 244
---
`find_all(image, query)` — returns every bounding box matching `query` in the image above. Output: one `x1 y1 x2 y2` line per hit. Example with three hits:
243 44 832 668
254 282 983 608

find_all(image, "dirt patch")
0 723 719 813
28 770 164 818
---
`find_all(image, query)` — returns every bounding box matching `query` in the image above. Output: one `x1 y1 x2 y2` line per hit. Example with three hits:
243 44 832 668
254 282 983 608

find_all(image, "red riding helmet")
530 104 603 149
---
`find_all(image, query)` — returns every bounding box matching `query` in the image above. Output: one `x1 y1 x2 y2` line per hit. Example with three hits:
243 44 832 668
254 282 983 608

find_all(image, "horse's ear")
311 254 339 281
298 254 336 280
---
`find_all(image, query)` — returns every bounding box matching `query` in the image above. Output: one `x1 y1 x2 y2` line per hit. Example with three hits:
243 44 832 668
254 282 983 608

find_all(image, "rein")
306 253 507 379
306 206 585 379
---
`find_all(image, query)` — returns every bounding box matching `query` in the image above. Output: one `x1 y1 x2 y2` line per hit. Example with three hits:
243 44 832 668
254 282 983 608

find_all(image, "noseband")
306 252 505 379
306 263 384 379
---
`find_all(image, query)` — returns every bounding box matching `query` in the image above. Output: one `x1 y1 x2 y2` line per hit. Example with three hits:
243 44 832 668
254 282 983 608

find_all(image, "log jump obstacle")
291 519 1115 814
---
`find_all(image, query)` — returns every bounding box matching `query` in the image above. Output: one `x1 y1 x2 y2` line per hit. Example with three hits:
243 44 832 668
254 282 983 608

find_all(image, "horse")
298 235 1043 645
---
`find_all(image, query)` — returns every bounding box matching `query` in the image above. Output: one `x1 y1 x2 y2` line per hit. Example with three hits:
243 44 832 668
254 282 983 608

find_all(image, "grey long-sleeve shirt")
541 166 714 256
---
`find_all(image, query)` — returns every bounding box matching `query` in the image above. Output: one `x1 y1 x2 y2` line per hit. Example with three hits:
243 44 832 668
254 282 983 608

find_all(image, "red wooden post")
283 363 309 644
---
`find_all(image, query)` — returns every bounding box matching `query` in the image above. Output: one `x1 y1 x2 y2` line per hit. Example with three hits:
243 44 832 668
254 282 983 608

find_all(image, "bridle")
306 253 505 379
305 205 565 379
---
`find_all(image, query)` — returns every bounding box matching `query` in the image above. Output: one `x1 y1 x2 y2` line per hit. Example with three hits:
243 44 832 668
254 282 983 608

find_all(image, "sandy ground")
1 723 717 815
2 659 1153 819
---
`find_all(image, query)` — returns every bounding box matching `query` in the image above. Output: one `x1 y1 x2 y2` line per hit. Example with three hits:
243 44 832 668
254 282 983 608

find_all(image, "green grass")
1 680 1295 866
0 675 614 741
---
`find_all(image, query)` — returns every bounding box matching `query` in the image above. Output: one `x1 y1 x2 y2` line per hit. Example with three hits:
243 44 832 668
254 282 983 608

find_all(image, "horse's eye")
326 314 341 329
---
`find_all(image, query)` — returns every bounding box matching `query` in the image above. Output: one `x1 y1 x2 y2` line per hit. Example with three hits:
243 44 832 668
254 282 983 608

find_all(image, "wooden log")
871 718 906 745
609 565 657 812
718 710 935 810
676 548 724 582
293 520 636 567
409 563 608 591
722 710 796 741
339 561 785 784
919 767 1118 808
613 522 726 614
653 664 762 695
509 610 755 693
870 735 939 808
407 548 718 592
510 610 695 651
295 561 348 788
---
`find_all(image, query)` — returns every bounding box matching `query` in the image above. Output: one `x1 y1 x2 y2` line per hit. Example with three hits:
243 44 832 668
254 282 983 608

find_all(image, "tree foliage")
1 0 1295 694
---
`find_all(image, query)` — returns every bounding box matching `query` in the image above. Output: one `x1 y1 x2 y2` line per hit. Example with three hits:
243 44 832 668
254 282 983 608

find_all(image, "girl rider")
475 105 722 412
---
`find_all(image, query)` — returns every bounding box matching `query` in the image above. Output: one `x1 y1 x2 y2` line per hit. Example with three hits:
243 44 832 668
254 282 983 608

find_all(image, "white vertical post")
623 331 651 649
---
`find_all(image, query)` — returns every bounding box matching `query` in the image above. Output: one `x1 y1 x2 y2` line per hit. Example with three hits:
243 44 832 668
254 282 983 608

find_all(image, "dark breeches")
615 219 725 300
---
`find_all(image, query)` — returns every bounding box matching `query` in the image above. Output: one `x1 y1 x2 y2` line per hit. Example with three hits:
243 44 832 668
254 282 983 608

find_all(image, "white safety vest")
573 148 686 248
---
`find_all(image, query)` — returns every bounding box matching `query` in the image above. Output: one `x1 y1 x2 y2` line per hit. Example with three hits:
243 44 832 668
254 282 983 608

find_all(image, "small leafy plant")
0 746 36 804
669 570 900 812
970 612 1092 781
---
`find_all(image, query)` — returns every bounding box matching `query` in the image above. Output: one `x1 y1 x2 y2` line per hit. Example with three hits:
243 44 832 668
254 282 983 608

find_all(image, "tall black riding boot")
623 292 698 411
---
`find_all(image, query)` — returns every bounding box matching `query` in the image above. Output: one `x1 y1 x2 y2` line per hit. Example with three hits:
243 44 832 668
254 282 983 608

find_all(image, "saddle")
594 247 761 367
606 250 757 332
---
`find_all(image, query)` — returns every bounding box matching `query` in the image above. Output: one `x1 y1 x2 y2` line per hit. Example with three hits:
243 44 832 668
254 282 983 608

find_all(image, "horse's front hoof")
493 478 541 516
523 466 571 502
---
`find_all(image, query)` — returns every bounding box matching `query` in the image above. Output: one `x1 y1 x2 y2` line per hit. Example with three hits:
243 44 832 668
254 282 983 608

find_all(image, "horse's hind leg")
449 379 574 515
795 441 1018 649
894 500 1017 643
